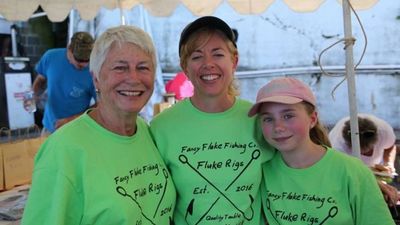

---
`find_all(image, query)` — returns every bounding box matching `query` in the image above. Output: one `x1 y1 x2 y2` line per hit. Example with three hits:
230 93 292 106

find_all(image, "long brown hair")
304 102 332 147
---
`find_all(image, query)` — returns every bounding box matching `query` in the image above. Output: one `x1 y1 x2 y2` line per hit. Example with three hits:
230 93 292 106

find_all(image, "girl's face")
259 102 317 154
94 42 154 115
183 32 238 99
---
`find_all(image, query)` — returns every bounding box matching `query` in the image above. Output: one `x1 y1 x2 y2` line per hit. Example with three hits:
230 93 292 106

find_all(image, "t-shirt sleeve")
21 169 82 225
378 119 396 149
348 162 395 225
21 141 83 225
35 51 50 78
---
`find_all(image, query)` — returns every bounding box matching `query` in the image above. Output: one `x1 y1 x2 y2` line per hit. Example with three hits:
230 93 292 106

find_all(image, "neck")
281 143 326 169
190 94 235 113
89 107 137 136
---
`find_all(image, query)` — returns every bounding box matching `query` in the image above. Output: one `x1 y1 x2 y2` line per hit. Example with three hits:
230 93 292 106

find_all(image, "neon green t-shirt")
150 98 274 225
261 148 395 225
21 112 176 225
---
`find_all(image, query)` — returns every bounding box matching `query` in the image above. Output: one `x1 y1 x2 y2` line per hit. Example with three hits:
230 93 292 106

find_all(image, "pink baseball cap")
248 77 317 117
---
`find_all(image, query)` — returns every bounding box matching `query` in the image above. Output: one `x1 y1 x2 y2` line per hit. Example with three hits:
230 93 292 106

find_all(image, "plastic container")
23 91 37 113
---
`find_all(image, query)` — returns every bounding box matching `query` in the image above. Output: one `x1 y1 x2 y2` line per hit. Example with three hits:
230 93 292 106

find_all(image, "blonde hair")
90 25 157 78
179 27 240 97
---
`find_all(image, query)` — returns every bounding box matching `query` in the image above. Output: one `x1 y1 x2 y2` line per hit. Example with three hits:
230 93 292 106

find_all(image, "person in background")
165 71 194 101
30 31 97 135
329 114 398 206
21 25 176 225
150 16 274 225
248 77 394 225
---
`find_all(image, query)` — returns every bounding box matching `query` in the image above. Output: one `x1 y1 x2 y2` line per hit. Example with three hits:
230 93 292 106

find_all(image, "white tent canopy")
0 0 383 156
0 0 379 22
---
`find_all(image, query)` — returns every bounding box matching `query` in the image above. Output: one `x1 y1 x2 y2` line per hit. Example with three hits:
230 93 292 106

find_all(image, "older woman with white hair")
21 25 176 225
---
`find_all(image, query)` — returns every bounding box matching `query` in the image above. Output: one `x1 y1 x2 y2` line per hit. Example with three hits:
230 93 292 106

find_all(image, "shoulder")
43 48 65 57
38 49 66 66
34 117 87 167
151 100 188 125
328 148 371 173
137 116 151 133
235 98 252 109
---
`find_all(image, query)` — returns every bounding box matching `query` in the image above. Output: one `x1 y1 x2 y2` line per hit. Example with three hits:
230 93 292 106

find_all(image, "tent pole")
118 0 126 25
68 10 75 43
342 0 361 158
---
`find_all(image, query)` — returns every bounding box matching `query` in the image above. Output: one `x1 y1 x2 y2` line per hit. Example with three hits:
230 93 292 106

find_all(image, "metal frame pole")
343 0 361 158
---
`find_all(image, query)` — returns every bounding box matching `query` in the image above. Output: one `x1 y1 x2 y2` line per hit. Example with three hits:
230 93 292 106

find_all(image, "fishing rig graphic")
116 168 174 225
180 149 261 224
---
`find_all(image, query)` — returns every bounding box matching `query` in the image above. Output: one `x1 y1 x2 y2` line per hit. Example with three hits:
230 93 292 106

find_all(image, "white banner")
4 72 35 129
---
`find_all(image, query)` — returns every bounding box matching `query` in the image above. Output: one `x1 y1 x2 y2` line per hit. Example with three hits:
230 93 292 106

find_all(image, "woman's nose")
127 69 139 79
202 55 215 69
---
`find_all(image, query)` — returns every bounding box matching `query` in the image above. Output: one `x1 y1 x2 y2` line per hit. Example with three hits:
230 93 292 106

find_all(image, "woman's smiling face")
95 42 154 115
184 31 238 99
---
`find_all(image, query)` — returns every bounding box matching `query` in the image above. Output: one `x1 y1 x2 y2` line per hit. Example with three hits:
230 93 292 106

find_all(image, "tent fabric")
0 0 379 22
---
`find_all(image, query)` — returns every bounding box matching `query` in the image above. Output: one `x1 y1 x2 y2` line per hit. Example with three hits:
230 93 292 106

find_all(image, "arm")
32 74 47 97
54 103 98 130
383 144 397 173
353 165 395 225
377 180 399 207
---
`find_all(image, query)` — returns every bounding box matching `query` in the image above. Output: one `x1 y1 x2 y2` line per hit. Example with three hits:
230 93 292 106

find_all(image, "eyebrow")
211 47 224 52
113 60 129 65
112 60 151 66
260 108 296 115
193 47 224 54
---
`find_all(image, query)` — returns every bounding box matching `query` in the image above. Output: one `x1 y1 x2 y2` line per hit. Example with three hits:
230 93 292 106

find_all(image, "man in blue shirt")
32 32 96 134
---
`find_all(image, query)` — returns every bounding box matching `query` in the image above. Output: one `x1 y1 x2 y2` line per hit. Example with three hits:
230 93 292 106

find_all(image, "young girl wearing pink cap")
248 77 394 225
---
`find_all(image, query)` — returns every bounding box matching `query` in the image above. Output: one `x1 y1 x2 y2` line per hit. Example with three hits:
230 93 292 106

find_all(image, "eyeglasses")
347 130 376 138
73 55 89 63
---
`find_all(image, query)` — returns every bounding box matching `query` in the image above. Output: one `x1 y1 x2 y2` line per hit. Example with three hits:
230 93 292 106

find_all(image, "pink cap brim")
248 96 303 117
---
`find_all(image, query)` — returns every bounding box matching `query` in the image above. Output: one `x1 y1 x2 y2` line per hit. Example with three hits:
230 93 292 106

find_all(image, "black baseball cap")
178 16 237 56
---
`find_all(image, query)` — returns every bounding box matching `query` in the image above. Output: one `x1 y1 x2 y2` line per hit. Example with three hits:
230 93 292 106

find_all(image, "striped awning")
0 0 379 22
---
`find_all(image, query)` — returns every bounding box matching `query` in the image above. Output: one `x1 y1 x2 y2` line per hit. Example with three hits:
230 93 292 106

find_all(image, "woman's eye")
262 116 273 123
283 114 294 120
138 66 150 71
191 55 202 60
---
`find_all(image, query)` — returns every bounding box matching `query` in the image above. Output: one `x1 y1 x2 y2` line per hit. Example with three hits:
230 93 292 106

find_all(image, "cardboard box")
153 102 173 116
0 151 4 191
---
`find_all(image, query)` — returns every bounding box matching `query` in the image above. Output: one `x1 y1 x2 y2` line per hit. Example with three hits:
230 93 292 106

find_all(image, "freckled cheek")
261 124 273 139
290 123 309 137
187 62 202 73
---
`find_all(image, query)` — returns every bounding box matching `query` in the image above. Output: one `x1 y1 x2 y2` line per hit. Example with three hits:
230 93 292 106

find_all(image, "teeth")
119 91 142 96
201 74 219 81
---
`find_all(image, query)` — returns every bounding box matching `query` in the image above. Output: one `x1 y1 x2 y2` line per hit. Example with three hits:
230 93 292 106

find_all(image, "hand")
54 115 80 130
377 180 399 207
22 92 38 112
55 118 70 129
22 98 34 111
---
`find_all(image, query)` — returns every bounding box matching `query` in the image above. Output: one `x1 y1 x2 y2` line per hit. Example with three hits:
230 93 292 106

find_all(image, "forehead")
259 102 304 114
192 30 229 49
106 42 151 61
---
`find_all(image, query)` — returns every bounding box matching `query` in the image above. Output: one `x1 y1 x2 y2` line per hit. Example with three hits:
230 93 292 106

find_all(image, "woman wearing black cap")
150 16 274 225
